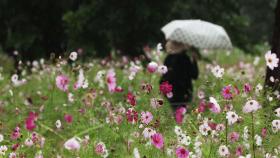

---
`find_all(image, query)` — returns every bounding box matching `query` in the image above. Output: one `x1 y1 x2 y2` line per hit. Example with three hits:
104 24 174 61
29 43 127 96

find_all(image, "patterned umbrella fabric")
161 19 232 50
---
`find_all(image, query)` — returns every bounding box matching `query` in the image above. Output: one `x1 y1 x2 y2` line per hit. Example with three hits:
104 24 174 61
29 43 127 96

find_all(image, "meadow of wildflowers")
0 46 279 158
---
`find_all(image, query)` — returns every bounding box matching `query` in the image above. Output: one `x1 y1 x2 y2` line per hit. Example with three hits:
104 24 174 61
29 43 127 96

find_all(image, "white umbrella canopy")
161 19 233 50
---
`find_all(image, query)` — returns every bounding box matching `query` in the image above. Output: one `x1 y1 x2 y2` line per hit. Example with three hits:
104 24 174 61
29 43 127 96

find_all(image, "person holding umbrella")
160 19 232 122
160 40 199 113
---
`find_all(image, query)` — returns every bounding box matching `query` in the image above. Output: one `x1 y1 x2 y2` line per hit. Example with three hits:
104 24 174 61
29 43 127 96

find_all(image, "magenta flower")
222 85 233 100
175 107 186 124
56 75 69 92
243 83 252 93
208 122 217 130
106 69 117 92
198 100 206 113
235 146 243 156
141 111 153 125
25 112 38 131
126 108 138 124
127 92 136 106
64 114 73 124
176 147 189 158
229 132 239 142
159 81 173 95
151 133 164 149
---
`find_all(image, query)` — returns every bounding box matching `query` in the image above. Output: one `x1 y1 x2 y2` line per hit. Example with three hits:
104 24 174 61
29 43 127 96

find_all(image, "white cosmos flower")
199 123 211 136
243 100 261 113
0 145 8 156
211 65 224 78
226 111 239 125
177 134 191 146
255 83 263 94
265 50 279 70
239 154 251 158
243 126 249 141
157 65 168 74
64 137 81 150
133 148 140 158
275 108 280 118
142 128 156 139
255 135 262 146
69 52 78 61
272 120 280 132
174 126 183 135
218 145 230 157
68 93 74 103
9 152 17 158
56 120 62 129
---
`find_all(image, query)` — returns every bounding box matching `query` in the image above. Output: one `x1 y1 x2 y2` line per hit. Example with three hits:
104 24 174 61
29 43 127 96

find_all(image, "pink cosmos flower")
147 62 158 73
235 146 243 156
175 107 186 124
160 81 173 95
11 126 21 140
222 85 233 100
233 85 240 95
106 69 116 92
208 97 221 114
56 75 69 92
95 142 106 155
64 137 81 150
229 132 239 142
151 133 164 149
176 147 189 158
127 92 136 106
126 108 138 124
64 114 73 123
25 112 38 131
243 83 252 93
12 143 20 151
198 100 206 113
141 111 153 125
208 122 217 130
114 86 123 92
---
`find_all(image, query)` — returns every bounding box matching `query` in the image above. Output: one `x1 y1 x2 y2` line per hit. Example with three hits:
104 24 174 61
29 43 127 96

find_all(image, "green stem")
251 113 256 158
225 115 228 146
38 122 65 140
74 124 103 137
207 139 213 158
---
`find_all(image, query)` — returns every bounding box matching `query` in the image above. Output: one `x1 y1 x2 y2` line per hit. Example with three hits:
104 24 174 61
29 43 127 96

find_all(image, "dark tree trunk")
265 0 280 90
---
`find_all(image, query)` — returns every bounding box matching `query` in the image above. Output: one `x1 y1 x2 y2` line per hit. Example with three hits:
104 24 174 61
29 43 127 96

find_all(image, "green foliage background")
0 0 277 58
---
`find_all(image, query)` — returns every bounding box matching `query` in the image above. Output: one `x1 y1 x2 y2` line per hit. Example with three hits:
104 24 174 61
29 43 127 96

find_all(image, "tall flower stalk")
251 112 256 158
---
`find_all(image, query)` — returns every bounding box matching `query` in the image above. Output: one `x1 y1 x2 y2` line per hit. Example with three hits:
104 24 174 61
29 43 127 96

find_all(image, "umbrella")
161 19 232 50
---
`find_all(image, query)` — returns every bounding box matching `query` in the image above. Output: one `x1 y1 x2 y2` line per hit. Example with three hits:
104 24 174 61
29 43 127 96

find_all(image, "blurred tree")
63 0 175 57
0 0 276 58
265 0 280 90
0 0 73 60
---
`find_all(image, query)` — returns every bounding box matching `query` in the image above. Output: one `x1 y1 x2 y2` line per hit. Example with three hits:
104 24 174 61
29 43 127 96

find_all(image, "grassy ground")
0 48 279 158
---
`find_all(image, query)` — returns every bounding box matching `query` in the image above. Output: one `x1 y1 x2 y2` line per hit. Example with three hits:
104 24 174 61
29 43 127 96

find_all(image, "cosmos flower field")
0 46 280 158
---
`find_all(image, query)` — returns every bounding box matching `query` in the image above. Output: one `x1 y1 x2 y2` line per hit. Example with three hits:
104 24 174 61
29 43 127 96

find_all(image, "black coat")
160 51 198 109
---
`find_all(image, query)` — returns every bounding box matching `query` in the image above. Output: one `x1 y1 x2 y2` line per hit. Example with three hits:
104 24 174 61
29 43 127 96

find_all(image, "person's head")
165 40 190 54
